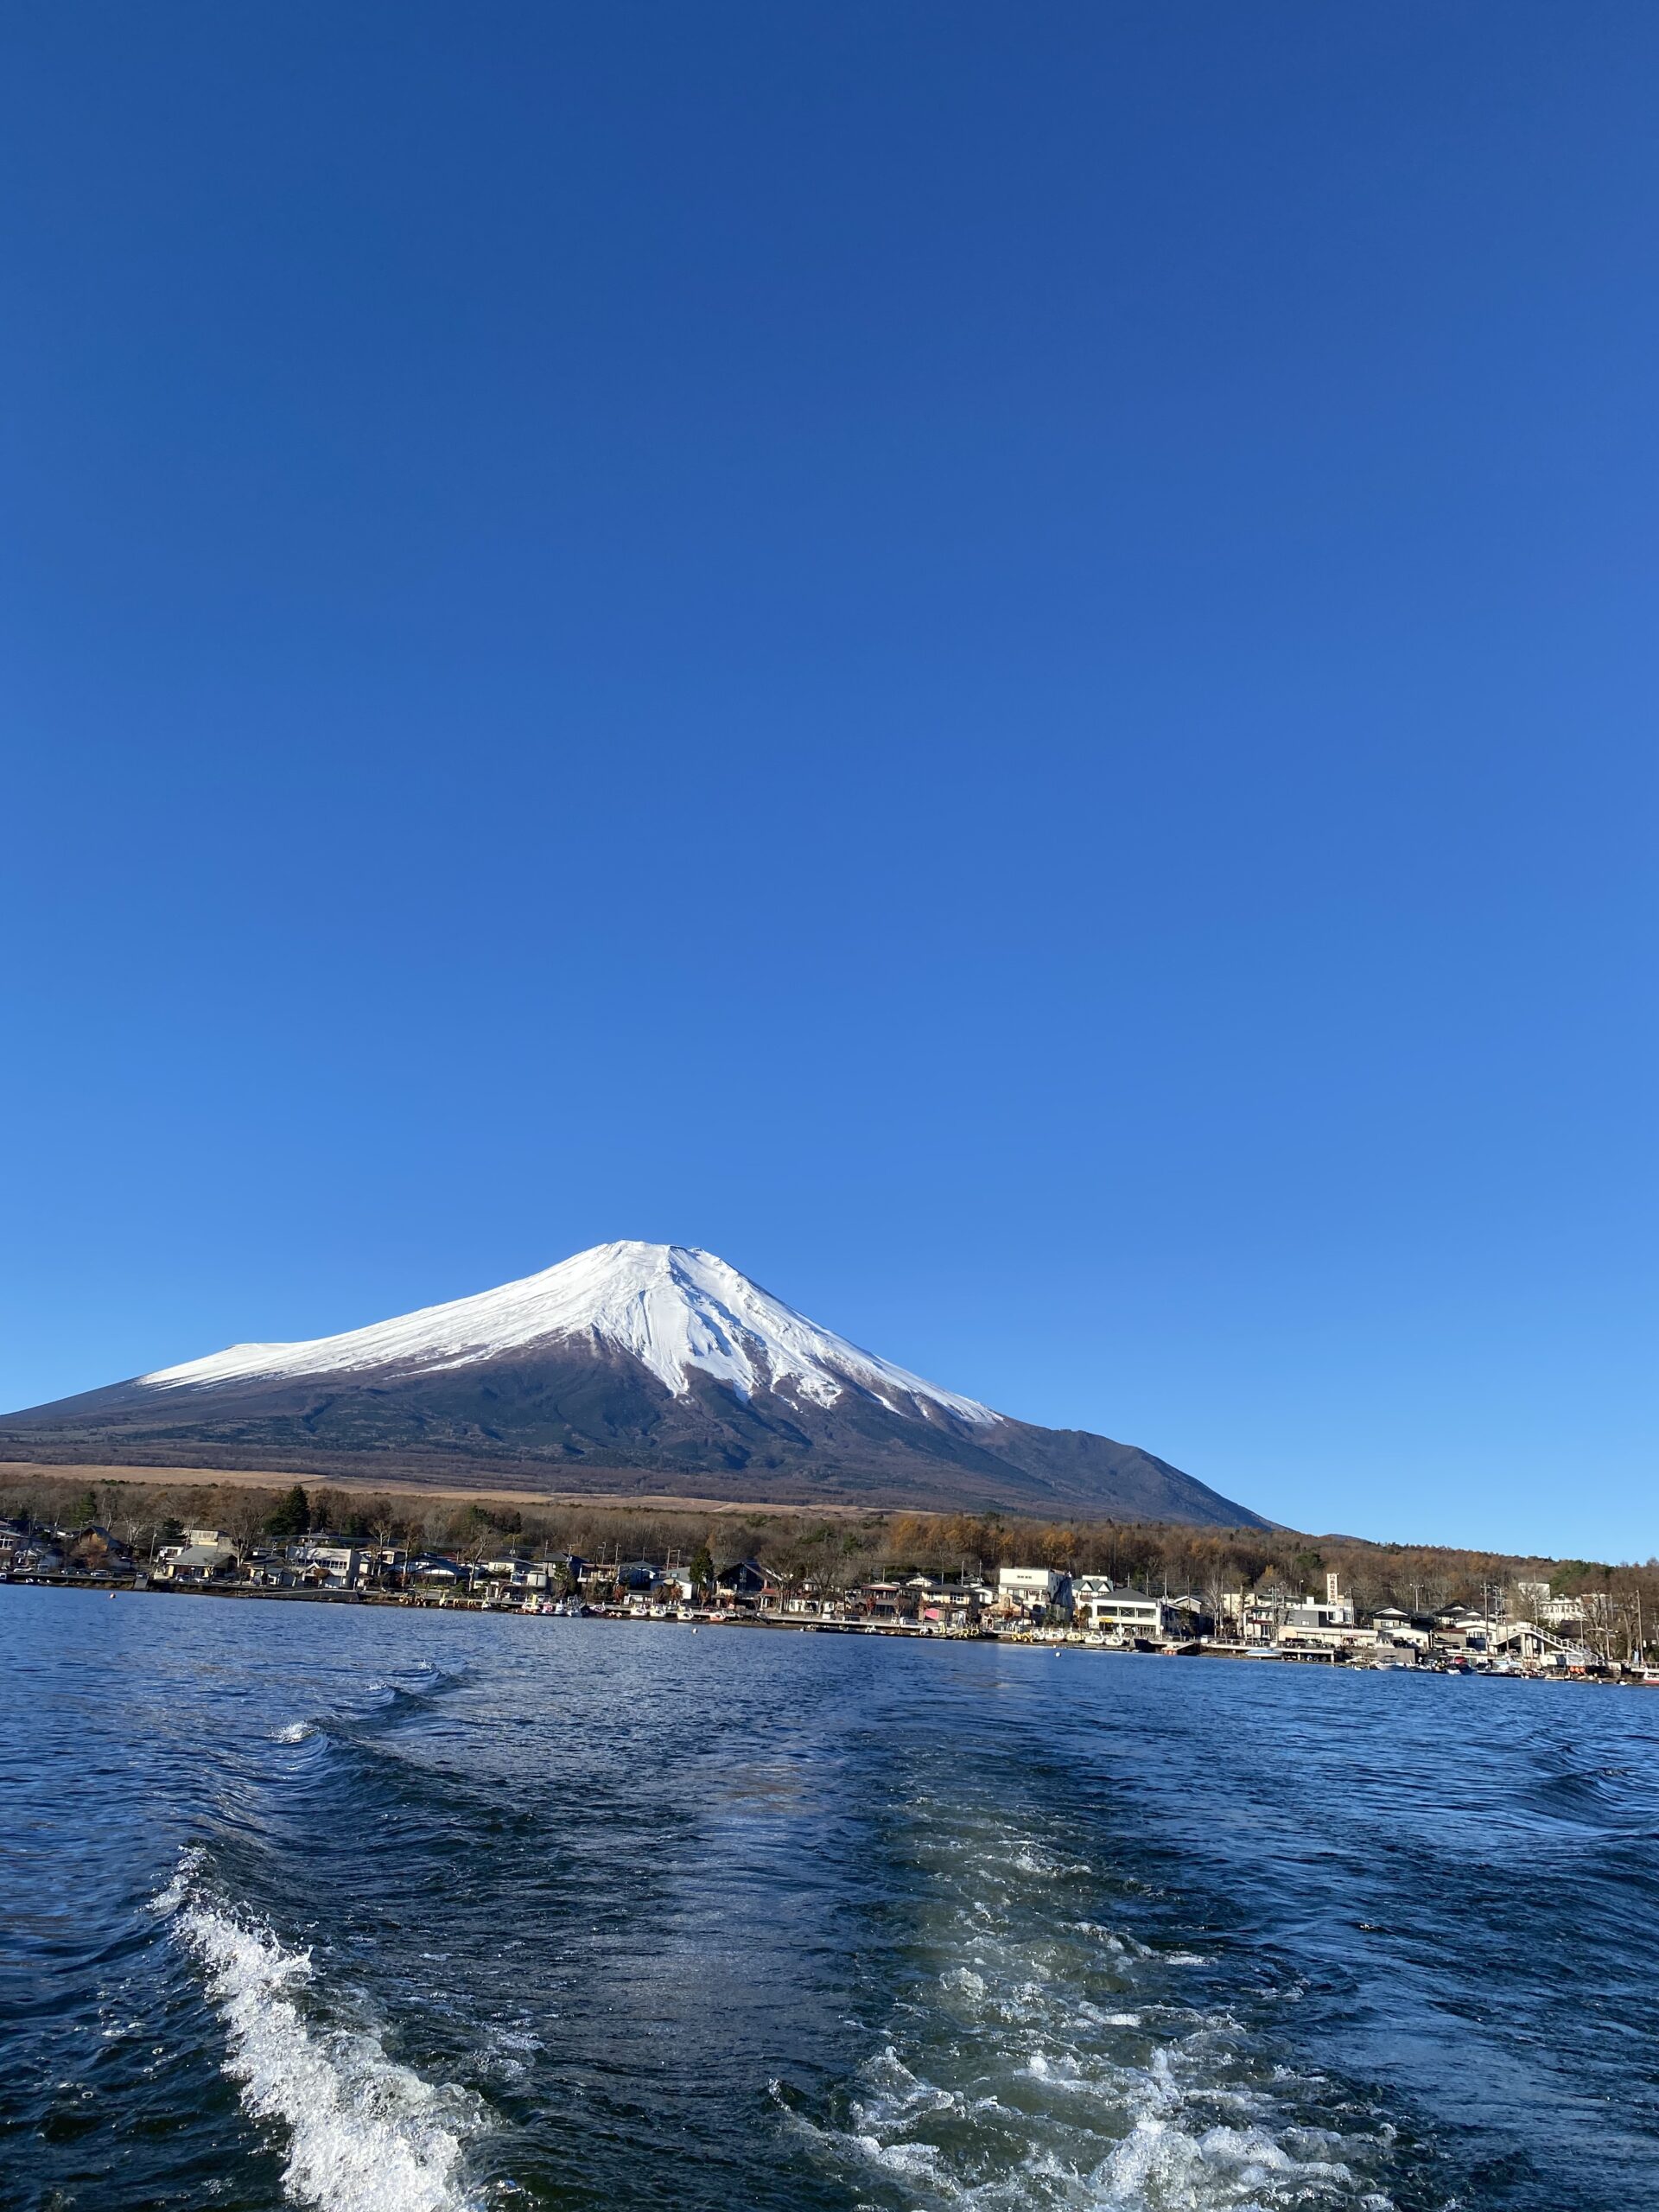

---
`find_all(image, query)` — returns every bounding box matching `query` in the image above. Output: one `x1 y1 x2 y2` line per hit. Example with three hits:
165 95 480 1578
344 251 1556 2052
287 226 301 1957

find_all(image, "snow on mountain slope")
138 1241 1001 1427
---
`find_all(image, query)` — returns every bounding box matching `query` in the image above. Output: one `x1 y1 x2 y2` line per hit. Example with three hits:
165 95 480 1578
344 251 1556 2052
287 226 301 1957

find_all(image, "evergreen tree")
265 1484 310 1539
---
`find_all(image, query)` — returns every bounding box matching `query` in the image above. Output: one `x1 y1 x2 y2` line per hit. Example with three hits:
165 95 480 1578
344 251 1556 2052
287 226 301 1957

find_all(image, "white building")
294 1543 371 1588
997 1566 1069 1618
1283 1573 1356 1632
1071 1579 1170 1639
1371 1606 1429 1650
1259 1574 1376 1651
1537 1592 1590 1630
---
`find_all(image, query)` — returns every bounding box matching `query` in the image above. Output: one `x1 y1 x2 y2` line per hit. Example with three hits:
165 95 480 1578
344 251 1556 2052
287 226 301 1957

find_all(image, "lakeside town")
5 1504 1651 1682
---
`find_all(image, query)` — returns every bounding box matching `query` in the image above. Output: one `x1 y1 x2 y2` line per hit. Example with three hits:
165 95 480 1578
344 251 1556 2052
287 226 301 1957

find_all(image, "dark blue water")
4 1589 1658 2212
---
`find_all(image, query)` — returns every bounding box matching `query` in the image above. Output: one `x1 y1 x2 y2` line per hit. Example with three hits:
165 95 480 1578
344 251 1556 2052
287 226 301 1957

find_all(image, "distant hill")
0 1242 1269 1527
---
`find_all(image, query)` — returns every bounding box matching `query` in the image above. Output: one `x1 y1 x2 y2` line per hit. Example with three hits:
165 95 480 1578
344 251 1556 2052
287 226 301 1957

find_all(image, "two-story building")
996 1566 1071 1622
1371 1605 1430 1651
1279 1575 1375 1652
715 1560 779 1611
290 1542 372 1589
1070 1577 1170 1640
1283 1573 1357 1634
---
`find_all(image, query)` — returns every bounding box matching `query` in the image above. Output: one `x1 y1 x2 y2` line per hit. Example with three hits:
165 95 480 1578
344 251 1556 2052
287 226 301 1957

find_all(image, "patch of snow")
137 1243 1000 1427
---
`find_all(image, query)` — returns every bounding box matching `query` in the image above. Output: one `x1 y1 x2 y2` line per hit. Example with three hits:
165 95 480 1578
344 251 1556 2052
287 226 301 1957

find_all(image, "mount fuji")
0 1242 1267 1525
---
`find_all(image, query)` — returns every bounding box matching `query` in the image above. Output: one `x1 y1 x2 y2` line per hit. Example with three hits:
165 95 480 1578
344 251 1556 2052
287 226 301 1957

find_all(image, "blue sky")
2 3 1652 1558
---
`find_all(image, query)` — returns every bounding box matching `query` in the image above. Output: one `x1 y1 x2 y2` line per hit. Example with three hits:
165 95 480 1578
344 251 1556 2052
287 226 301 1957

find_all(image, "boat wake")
156 1849 485 2212
780 1800 1400 2210
265 1660 465 1753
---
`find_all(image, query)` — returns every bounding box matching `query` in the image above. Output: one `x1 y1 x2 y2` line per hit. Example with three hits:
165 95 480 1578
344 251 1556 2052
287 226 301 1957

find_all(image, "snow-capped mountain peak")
138 1240 1001 1427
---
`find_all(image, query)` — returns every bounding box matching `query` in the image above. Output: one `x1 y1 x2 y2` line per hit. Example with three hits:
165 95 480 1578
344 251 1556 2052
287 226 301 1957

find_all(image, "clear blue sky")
3 3 1652 1559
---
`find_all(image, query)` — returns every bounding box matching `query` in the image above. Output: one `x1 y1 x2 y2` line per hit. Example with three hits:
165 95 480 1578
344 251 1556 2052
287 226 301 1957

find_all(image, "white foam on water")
783 1808 1400 2212
157 1853 483 2212
1092 2114 1370 2209
272 1721 315 1744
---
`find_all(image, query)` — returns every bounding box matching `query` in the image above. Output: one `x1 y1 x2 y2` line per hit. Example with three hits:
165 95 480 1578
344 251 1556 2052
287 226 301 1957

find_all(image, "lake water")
3 1588 1657 2212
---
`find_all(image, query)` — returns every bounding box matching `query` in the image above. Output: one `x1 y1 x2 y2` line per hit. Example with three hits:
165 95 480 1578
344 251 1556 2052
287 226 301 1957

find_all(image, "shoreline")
6 1573 1647 1686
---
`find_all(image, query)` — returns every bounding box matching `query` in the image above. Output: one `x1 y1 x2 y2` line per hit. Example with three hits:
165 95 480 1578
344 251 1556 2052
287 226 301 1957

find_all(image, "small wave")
783 1787 1401 2212
1097 2114 1378 2209
158 1852 483 2212
279 1666 461 1746
997 1839 1096 1881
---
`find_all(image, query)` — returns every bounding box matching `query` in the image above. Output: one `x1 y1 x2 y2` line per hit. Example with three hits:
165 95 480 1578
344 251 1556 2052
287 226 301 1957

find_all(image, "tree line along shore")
3 1467 1653 1658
